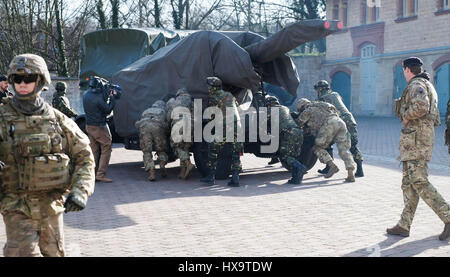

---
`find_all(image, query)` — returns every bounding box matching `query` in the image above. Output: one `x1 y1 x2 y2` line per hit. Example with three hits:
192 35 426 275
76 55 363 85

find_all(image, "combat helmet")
7 54 51 99
296 98 311 112
176 88 191 98
206 77 222 89
313 80 330 90
265 96 280 107
152 100 166 108
55 81 67 91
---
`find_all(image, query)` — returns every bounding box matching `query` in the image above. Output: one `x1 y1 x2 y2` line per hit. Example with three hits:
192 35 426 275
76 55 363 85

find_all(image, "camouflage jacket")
397 73 440 161
0 99 95 216
167 95 193 127
135 106 169 131
319 90 356 126
52 91 78 118
207 89 241 135
296 101 339 136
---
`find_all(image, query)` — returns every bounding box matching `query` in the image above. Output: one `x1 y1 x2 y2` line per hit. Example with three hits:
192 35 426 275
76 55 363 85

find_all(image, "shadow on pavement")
343 234 449 257
64 160 350 231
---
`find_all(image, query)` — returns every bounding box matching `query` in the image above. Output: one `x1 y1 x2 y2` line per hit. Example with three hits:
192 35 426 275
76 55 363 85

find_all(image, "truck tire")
193 142 232 180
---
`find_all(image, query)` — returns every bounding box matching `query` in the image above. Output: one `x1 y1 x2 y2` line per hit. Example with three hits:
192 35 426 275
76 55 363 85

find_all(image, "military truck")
77 20 342 179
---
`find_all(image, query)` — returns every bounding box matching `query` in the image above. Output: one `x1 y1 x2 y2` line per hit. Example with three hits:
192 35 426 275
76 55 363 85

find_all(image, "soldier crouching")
0 54 95 257
167 88 195 180
295 98 355 182
135 100 170 181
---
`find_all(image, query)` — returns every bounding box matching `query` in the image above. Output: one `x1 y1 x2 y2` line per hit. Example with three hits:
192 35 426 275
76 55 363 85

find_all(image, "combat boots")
228 171 240 187
148 169 156 182
355 159 364 177
324 161 339 179
345 169 355 183
159 161 168 178
386 225 410 237
439 223 450 241
200 170 216 186
318 165 330 174
288 161 307 184
178 163 186 179
318 149 333 174
182 160 195 179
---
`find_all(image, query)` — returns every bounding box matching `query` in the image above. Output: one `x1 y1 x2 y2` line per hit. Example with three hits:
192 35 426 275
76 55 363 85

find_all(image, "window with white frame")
402 0 418 17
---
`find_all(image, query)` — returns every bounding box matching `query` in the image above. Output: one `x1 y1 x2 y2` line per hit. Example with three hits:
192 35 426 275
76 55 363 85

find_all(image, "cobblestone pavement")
0 117 449 257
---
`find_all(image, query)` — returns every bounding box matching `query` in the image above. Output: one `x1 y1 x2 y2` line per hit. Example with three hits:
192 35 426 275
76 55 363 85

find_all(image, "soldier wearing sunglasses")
0 54 95 257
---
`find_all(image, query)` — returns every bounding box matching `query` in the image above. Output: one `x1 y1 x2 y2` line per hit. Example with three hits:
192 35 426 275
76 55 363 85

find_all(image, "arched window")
361 44 376 59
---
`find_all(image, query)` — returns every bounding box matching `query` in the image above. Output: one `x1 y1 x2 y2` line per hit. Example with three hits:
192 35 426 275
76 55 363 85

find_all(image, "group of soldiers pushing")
135 76 366 187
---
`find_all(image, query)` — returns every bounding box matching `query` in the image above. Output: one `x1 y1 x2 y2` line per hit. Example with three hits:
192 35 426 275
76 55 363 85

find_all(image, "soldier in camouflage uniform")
0 74 13 104
265 96 308 184
296 98 355 182
315 80 364 177
135 100 170 181
200 77 243 187
446 100 450 154
388 57 450 240
52 81 78 118
167 88 195 180
0 54 95 256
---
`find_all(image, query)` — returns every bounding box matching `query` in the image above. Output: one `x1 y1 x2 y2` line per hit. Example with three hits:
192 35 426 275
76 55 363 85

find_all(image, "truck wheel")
299 134 318 170
193 142 232 180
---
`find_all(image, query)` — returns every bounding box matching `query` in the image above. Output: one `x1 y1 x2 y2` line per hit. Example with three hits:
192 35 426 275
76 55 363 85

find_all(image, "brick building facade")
321 0 450 116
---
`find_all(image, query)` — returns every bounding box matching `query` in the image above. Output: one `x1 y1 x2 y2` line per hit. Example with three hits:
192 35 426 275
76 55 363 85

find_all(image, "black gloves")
64 190 87 213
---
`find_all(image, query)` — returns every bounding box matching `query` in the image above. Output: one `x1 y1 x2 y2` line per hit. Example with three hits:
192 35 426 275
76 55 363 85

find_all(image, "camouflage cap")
206 77 222 88
296 98 311 112
314 80 330 90
55 81 67 91
152 100 166 108
176 88 190 98
265 96 280 106
7 54 51 85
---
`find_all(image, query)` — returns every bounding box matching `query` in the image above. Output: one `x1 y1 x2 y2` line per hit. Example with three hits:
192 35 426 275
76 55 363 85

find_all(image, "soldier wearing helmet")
295 98 356 182
314 80 364 178
200 77 243 187
167 88 195 180
265 96 307 184
0 74 13 104
0 54 95 257
52 81 78 118
136 100 170 181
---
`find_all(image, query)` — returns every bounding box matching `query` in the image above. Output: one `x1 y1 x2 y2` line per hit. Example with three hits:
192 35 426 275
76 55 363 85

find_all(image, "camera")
88 76 122 100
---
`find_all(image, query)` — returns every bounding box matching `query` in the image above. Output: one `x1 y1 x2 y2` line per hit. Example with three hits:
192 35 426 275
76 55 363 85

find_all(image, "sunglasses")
12 74 38 84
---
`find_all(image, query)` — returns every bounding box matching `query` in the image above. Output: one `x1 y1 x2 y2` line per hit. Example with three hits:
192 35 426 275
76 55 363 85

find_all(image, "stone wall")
291 55 327 103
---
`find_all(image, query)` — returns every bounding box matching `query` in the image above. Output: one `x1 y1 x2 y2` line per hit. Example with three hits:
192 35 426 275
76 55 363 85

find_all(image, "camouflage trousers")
279 127 303 170
397 160 450 231
170 119 193 162
347 123 364 162
313 117 355 170
138 124 169 171
2 211 65 257
207 140 243 172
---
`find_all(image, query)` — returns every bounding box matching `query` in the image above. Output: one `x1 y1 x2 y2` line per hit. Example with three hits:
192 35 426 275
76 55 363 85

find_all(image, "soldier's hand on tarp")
64 191 87 213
